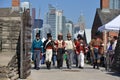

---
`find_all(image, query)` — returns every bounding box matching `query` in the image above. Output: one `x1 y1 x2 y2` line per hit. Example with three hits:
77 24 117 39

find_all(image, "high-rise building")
73 24 80 39
32 8 36 29
62 16 67 40
78 13 86 30
56 10 64 37
21 1 30 11
63 21 73 40
110 0 120 9
45 4 56 40
34 19 43 28
42 24 51 39
74 13 87 40
45 4 65 40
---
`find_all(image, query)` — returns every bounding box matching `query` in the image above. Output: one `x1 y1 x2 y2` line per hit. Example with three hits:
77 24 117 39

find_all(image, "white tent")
98 15 120 31
98 15 120 51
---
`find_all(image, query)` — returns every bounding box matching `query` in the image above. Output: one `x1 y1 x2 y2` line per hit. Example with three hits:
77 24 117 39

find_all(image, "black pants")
75 53 78 67
57 48 64 68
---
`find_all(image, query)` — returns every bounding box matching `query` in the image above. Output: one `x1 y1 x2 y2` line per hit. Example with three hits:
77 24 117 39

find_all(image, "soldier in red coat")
75 34 86 69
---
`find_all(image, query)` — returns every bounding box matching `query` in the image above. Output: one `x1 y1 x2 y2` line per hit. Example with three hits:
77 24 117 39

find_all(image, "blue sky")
0 0 100 28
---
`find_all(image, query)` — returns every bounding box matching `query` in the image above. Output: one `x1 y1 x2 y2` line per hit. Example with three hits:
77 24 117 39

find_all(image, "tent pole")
104 30 107 51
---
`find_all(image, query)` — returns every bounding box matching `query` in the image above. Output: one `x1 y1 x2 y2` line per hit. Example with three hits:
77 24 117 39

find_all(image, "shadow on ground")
106 72 120 77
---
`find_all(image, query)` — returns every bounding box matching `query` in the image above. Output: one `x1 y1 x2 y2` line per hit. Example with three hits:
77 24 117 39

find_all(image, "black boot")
97 63 100 69
46 61 49 69
34 60 37 69
57 60 60 69
48 62 51 69
93 62 96 69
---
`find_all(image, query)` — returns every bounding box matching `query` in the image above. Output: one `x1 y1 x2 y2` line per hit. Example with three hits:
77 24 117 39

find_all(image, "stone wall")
8 54 19 80
0 25 2 51
0 9 31 80
0 45 31 80
0 16 21 80
0 65 9 80
0 17 21 52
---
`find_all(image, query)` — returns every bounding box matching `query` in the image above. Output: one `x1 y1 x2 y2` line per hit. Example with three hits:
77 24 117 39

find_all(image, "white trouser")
78 52 84 67
45 49 53 62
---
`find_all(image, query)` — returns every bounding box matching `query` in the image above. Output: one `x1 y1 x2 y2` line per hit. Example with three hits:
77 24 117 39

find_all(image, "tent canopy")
98 15 120 32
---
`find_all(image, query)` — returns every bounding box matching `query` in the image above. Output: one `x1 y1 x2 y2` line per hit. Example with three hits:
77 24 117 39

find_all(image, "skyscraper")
45 4 56 40
32 8 36 29
78 13 86 30
63 21 73 40
56 10 64 36
110 0 120 9
62 16 67 40
45 4 65 40
74 13 86 39
21 1 30 10
34 19 43 28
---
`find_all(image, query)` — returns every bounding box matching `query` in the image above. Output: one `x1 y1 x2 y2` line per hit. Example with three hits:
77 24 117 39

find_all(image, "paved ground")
28 61 120 80
0 52 119 80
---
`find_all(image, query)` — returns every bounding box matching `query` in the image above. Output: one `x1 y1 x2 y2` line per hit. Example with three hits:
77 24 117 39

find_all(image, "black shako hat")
47 33 52 37
77 34 84 40
77 34 82 38
36 33 40 37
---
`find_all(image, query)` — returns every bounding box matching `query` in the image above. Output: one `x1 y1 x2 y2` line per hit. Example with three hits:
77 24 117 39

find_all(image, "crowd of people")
31 32 117 70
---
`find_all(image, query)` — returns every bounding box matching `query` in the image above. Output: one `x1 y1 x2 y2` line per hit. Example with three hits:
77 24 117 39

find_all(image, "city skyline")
0 0 100 28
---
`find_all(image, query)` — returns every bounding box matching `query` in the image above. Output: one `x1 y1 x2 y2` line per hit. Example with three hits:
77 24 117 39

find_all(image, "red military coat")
75 39 86 54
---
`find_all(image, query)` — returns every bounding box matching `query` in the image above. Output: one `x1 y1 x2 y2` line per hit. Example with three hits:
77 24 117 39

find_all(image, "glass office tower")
110 0 120 9
45 4 65 40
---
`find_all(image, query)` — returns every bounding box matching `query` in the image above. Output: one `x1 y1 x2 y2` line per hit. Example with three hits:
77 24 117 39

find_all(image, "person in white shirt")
65 33 75 69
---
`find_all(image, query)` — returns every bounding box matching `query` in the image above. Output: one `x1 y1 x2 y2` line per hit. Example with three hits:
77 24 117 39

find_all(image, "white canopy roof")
98 15 120 32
